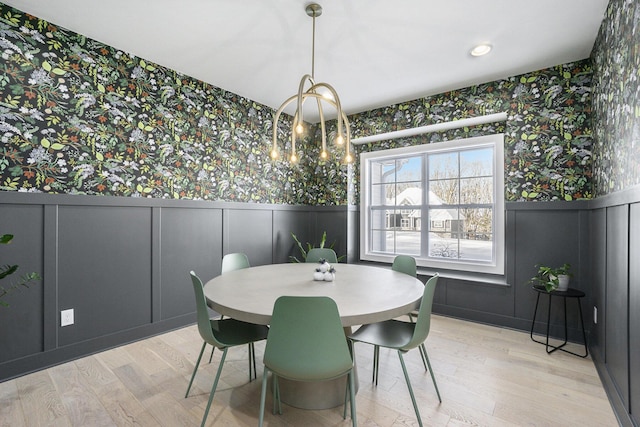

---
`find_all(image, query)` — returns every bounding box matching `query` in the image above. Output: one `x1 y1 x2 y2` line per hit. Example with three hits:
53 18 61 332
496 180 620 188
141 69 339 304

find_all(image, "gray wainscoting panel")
512 209 584 330
589 208 607 362
441 277 514 317
605 204 630 409
57 205 152 346
272 210 311 264
223 209 273 266
159 207 222 320
0 204 44 363
0 193 351 381
315 210 348 262
629 202 640 422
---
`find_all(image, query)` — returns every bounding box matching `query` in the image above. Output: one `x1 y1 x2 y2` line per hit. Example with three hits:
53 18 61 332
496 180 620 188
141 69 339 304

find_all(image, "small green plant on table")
528 263 572 292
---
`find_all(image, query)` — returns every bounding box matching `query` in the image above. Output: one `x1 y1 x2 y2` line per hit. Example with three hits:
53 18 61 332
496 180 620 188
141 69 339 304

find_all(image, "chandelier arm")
308 82 351 161
341 110 353 163
296 74 316 131
291 110 298 162
321 84 345 145
272 93 304 159
315 96 327 159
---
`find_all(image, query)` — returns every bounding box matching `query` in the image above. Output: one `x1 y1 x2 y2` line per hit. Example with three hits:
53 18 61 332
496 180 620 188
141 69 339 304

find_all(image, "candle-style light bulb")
320 150 328 160
290 153 298 163
344 152 353 164
335 134 344 145
295 123 304 134
270 149 279 160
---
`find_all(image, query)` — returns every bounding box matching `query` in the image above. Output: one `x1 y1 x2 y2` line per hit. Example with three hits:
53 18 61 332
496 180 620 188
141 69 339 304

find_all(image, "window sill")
415 267 510 287
352 260 509 287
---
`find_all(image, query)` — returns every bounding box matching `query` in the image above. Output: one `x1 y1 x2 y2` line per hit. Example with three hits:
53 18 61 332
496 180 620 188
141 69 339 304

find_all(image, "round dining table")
203 262 424 409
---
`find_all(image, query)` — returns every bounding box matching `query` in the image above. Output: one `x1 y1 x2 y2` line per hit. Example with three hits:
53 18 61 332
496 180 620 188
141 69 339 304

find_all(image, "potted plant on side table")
528 263 572 292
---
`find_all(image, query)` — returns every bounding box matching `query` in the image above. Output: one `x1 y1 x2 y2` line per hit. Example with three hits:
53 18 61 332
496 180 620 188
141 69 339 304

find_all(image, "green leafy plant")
1 234 41 307
528 263 572 292
289 231 345 263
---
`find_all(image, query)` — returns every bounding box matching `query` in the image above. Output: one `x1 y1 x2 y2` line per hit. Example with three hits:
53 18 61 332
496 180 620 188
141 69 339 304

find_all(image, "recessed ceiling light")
470 44 492 57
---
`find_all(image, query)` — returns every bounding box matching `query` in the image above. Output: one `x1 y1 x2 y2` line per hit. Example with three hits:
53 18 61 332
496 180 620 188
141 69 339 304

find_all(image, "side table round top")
532 285 585 298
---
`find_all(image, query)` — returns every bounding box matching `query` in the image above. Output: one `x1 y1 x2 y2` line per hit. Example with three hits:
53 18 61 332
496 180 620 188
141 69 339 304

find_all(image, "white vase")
556 274 570 291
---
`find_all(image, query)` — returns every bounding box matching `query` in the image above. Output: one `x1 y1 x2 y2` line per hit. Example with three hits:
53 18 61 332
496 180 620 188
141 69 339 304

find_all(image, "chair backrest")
263 296 352 381
189 271 223 348
392 255 417 277
404 274 439 351
221 253 250 274
306 248 338 264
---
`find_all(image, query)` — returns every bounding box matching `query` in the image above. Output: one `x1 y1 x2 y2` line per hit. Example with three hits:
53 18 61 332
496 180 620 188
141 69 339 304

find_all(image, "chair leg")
349 370 357 427
421 346 442 403
398 351 423 427
343 374 349 420
274 374 282 415
418 343 428 371
258 369 269 427
201 348 228 427
268 372 282 415
186 341 207 398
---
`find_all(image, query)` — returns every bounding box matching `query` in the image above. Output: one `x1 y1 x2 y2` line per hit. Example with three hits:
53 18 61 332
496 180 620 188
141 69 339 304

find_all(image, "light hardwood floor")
0 315 619 426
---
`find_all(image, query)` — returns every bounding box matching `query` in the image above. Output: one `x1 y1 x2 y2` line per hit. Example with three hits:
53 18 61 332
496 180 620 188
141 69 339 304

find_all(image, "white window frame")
360 134 505 275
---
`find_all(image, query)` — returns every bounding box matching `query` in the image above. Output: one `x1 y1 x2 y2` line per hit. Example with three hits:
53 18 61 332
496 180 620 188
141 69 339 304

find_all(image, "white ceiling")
3 1 609 122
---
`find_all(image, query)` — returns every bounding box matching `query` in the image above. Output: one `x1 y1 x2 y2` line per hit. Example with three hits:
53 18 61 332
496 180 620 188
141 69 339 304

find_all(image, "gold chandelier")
270 3 353 164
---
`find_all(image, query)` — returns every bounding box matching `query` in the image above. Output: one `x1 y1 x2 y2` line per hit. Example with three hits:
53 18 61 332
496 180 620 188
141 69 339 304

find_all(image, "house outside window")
360 134 505 275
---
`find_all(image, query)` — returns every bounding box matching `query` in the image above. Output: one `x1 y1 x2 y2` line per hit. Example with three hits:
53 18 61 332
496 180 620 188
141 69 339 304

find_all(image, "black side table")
530 285 588 358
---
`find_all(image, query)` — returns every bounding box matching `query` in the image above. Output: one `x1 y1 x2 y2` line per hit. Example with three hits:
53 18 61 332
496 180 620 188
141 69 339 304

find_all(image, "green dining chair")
258 296 356 426
218 254 251 322
348 274 441 427
392 254 417 277
209 252 251 362
392 255 419 322
221 252 250 274
306 247 338 263
186 271 269 427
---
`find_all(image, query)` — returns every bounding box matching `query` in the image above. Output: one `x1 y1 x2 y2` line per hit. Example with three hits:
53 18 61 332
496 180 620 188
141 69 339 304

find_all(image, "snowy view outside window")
361 134 505 275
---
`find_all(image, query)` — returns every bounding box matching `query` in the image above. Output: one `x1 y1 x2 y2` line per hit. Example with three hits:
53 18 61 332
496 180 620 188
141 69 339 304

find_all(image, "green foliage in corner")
0 234 41 307
289 231 345 263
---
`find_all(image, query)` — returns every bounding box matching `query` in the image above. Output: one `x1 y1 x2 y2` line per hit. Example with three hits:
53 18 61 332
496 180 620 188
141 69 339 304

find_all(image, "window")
360 134 504 275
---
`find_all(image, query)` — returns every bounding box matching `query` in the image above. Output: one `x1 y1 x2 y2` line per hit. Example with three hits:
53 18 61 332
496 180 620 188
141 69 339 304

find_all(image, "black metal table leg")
530 286 588 358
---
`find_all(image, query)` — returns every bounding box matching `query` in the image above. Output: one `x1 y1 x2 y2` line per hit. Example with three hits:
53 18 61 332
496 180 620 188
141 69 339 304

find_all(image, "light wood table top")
203 263 424 326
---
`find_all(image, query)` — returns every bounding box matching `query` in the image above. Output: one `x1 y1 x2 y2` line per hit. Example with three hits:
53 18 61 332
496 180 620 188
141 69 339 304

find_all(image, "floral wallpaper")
591 0 640 196
0 2 348 205
349 61 594 204
0 2 594 206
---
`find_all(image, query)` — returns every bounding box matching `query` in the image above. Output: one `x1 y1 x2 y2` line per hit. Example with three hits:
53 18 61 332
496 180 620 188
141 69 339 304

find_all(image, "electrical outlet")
593 306 598 324
61 308 74 327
